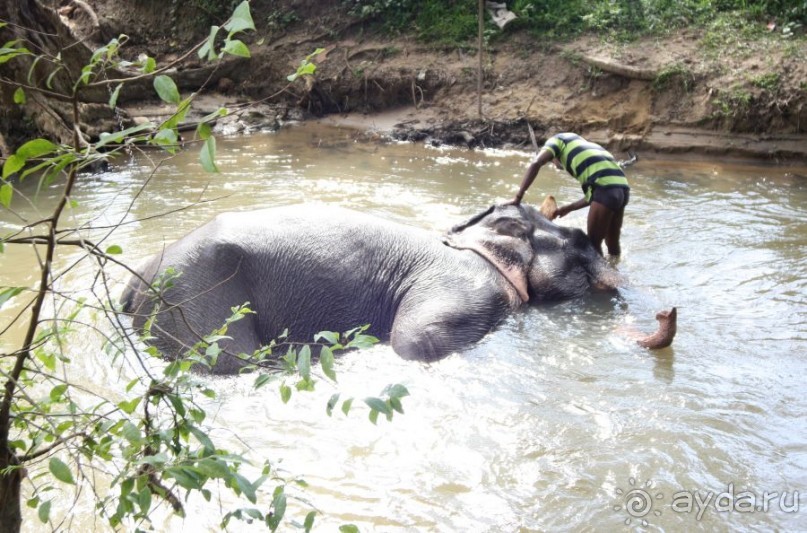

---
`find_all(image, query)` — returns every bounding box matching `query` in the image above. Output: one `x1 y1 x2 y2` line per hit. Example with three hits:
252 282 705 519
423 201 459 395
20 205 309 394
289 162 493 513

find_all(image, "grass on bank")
341 0 806 46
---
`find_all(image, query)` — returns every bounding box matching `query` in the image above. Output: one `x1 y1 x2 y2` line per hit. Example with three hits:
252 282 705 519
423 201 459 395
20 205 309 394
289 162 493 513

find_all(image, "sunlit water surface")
2 122 806 532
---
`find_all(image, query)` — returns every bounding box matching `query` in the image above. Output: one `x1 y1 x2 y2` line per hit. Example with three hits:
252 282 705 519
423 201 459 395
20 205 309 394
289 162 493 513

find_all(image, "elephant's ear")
444 206 534 304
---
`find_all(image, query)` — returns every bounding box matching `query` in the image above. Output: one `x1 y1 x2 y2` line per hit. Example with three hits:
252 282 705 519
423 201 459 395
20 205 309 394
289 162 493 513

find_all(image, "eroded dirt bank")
20 1 807 162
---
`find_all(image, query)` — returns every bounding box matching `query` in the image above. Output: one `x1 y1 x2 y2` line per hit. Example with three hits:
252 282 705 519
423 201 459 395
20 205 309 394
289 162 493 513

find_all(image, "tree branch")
17 431 89 463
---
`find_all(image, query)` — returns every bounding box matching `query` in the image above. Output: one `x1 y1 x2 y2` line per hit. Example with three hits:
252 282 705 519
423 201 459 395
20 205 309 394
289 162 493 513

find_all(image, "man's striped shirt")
542 133 629 202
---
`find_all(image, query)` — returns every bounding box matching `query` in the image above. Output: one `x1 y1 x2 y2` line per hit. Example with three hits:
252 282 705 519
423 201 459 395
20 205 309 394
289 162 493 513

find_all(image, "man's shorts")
591 186 630 212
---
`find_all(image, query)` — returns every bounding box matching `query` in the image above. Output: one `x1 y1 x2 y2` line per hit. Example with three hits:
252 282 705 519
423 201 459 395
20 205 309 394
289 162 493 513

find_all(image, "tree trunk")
0 449 22 533
1 4 82 529
0 0 114 149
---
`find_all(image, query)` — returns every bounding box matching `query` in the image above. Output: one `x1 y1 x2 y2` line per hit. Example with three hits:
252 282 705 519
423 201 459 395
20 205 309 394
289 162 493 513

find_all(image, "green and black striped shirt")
542 133 629 202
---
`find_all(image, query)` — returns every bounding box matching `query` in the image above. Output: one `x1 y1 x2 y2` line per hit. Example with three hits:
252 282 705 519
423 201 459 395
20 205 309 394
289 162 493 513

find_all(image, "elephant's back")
123 204 509 354
211 205 429 245
201 205 450 341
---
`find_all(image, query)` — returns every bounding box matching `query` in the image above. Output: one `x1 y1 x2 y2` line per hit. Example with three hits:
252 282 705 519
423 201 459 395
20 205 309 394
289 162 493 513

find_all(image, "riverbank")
8 0 807 164
109 1 807 163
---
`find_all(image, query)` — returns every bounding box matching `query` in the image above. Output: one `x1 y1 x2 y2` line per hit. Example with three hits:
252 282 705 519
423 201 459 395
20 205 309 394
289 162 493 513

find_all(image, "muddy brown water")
2 122 806 531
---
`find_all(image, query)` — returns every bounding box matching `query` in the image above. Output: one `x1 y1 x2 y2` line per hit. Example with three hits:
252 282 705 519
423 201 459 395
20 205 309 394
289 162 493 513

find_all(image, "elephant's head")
444 202 621 304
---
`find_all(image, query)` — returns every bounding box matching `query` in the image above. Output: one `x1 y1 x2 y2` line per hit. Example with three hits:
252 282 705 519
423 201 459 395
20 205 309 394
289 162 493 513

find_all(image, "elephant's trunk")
636 307 677 349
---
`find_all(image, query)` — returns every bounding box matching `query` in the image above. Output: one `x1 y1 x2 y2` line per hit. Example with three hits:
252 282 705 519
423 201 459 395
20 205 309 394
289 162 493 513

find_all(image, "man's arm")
509 148 555 205
555 197 589 218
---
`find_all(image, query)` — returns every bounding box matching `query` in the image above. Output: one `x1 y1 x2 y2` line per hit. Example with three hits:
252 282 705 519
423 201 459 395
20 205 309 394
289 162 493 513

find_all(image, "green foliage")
640 0 716 31
344 0 417 29
414 0 480 44
0 2 412 531
345 0 480 44
346 0 807 42
577 0 647 35
653 63 696 92
154 75 181 104
710 84 753 119
508 0 587 37
750 71 780 91
0 39 31 64
266 9 300 32
701 12 765 57
287 48 326 82
189 0 242 30
197 1 256 61
94 302 389 529
337 0 807 46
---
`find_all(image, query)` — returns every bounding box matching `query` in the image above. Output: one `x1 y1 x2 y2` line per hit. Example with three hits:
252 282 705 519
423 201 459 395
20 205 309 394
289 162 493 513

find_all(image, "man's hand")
502 195 522 206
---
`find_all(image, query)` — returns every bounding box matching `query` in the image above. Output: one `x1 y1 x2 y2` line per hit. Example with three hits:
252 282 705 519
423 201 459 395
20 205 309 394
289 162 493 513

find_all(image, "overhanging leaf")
13 86 25 104
138 487 152 514
364 397 391 415
38 500 51 523
199 136 219 173
18 138 57 159
298 345 311 380
152 128 179 152
153 74 180 104
320 346 336 381
254 373 272 389
96 123 154 149
280 383 291 403
223 1 256 34
199 25 220 61
233 472 257 503
223 38 250 58
2 154 24 179
194 457 231 479
315 331 339 344
0 183 12 207
0 287 24 308
326 393 340 417
49 384 68 402
108 83 122 108
385 383 410 399
304 511 316 533
117 397 141 415
267 487 286 530
142 56 156 74
341 397 353 416
196 122 212 141
49 457 75 485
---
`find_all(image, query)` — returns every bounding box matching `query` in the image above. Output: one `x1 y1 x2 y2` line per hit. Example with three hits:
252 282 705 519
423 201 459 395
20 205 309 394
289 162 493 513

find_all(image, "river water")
2 122 806 532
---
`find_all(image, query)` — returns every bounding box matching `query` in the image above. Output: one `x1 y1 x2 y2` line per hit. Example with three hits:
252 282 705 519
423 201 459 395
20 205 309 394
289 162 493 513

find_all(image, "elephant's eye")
493 218 529 239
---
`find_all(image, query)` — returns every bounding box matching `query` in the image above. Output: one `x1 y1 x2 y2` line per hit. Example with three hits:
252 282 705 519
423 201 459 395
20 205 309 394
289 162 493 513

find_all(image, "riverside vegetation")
0 3 408 532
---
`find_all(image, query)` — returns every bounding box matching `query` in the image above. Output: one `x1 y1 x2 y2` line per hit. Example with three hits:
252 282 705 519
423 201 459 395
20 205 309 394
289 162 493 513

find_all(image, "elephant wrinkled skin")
121 204 620 374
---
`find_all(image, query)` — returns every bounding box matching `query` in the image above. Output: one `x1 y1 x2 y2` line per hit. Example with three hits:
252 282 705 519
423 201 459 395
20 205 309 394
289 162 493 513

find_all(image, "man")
509 132 630 256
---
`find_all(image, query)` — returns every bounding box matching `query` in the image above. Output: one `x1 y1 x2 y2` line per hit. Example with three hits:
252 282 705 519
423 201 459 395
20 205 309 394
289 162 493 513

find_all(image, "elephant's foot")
635 307 677 349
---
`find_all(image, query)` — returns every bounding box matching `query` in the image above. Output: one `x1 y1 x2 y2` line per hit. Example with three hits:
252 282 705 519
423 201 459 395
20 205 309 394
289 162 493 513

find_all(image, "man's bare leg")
605 206 625 256
587 201 614 256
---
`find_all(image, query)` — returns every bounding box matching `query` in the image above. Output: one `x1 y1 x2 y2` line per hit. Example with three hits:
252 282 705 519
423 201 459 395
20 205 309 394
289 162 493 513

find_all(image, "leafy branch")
0 3 409 531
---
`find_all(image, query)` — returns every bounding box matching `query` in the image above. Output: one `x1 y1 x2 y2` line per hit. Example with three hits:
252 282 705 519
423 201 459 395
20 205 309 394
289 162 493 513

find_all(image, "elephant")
121 202 626 374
